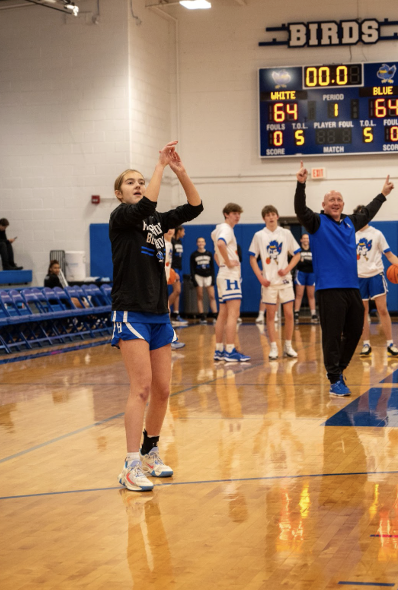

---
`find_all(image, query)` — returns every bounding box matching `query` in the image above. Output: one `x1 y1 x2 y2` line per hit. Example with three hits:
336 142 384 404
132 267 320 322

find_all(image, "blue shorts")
295 271 315 287
359 274 388 301
111 311 176 350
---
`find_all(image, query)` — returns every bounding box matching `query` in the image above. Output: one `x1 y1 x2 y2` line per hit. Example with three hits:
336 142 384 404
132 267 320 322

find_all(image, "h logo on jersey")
266 240 283 265
226 279 240 291
357 237 372 261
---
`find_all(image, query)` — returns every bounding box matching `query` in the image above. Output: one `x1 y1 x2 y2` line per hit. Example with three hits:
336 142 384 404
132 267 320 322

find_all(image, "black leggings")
317 288 364 383
0 241 15 269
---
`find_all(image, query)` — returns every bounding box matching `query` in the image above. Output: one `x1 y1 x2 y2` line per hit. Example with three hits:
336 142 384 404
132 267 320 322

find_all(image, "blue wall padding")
89 221 398 312
90 224 113 278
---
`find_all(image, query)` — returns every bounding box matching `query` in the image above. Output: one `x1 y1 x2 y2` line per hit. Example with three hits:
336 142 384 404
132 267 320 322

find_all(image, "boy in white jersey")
211 203 251 362
354 205 398 357
249 205 301 360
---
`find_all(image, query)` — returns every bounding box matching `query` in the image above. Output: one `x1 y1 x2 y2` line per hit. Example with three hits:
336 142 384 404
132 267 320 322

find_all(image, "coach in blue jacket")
294 162 394 397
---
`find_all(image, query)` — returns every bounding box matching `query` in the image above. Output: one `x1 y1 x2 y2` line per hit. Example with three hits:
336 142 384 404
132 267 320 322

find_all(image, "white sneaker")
269 346 278 360
283 343 297 358
119 461 154 492
255 315 264 324
274 312 279 322
387 344 398 356
140 447 173 478
237 317 243 323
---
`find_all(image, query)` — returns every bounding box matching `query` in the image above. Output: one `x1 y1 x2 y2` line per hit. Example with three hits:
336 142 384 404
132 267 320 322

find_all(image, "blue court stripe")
338 583 394 587
3 470 398 501
371 534 398 538
0 412 124 464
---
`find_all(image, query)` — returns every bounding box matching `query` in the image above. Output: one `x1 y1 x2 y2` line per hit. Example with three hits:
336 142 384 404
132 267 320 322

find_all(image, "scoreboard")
259 61 398 158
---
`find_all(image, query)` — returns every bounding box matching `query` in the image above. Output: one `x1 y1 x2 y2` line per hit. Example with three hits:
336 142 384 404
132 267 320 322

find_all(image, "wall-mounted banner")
259 19 398 48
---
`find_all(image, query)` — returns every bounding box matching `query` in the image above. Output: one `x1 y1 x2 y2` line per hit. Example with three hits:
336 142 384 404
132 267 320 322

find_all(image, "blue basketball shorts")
295 271 315 287
359 273 388 301
111 311 177 350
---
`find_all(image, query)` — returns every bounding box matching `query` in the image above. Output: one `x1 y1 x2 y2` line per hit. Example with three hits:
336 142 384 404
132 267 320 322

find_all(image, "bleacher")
0 269 32 285
0 284 112 354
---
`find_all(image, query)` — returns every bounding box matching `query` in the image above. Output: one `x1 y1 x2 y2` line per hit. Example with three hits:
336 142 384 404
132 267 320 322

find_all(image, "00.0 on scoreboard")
259 61 398 158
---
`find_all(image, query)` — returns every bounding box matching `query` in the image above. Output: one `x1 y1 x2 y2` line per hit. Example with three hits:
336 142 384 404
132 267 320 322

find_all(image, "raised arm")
159 149 203 231
145 141 179 202
349 175 393 231
169 150 201 206
294 161 320 234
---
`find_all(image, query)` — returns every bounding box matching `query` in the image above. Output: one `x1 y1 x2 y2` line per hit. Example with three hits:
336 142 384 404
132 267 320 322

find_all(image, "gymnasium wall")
174 0 398 224
0 0 175 285
1 0 398 286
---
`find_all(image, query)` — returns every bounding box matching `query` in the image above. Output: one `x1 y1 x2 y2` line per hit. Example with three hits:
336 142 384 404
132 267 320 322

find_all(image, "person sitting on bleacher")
0 218 23 270
44 260 63 288
44 259 86 308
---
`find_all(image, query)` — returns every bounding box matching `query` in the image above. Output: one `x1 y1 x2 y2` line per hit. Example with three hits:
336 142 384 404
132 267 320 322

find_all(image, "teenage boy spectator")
211 203 250 362
0 218 22 270
294 233 318 324
354 205 398 357
249 205 301 360
190 237 217 324
294 161 394 397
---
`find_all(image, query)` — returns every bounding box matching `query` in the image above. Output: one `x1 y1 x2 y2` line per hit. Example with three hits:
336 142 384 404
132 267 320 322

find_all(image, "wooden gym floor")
2 319 398 589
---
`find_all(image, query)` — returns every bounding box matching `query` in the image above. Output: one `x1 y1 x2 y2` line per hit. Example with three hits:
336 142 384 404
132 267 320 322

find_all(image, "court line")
0 339 111 365
338 583 395 587
2 469 398 500
0 412 125 464
0 365 265 463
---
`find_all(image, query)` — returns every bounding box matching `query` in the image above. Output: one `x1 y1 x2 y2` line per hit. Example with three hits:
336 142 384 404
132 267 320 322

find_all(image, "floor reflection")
119 489 174 586
325 388 398 427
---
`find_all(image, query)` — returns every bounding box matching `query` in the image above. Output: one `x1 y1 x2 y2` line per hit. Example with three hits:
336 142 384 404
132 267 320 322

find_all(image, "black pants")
0 241 15 269
317 288 364 383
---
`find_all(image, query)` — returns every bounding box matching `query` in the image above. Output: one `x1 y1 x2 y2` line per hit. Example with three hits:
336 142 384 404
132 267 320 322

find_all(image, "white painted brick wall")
175 0 398 224
0 0 131 283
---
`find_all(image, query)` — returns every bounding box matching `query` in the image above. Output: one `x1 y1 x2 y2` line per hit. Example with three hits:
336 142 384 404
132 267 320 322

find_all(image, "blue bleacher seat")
0 270 32 285
0 285 112 354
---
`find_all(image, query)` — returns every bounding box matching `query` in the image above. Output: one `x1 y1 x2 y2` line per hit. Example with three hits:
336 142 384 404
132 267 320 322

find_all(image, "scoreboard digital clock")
259 61 398 157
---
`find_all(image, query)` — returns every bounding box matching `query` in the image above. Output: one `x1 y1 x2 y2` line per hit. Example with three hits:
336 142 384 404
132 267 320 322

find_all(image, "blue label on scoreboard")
259 61 398 157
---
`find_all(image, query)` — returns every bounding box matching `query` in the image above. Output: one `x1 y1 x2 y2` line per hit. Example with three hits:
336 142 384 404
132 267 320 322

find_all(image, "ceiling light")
179 0 211 9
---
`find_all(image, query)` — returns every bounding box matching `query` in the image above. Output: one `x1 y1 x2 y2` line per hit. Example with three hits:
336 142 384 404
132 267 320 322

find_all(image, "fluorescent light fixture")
179 0 211 9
